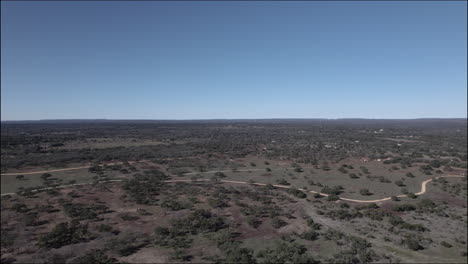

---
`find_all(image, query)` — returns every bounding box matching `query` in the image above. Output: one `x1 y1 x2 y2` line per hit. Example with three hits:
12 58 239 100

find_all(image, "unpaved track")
1 164 464 202
0 157 200 176
0 161 141 176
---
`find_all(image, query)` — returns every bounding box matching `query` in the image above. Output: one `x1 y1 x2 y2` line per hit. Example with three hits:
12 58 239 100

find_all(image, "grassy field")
1 157 462 201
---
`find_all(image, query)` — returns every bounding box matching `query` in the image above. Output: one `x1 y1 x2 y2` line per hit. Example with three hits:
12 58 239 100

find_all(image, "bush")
1 230 15 247
63 203 109 220
321 185 343 195
441 241 452 248
327 194 340 201
170 249 193 262
287 188 307 199
323 229 345 241
247 216 262 228
402 238 423 251
96 224 113 233
173 209 227 234
11 203 29 213
73 250 119 264
38 221 93 249
395 180 405 187
257 241 319 263
119 213 139 221
214 171 226 178
359 189 372 196
294 167 304 173
154 227 193 249
271 217 287 229
301 230 319 241
306 218 322 230
223 245 256 264
276 178 290 185
161 199 192 211
24 213 48 226
349 173 359 179
106 233 150 256
41 173 52 180
122 170 169 205
393 204 416 212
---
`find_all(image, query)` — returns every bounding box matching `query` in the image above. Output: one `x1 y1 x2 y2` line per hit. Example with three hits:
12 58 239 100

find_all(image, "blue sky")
1 1 467 120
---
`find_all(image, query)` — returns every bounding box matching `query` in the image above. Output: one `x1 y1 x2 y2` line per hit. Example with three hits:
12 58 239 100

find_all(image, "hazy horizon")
2 117 467 123
2 1 467 120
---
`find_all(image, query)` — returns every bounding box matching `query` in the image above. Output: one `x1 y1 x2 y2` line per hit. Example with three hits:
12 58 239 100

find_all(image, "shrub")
393 204 416 212
154 227 193 249
223 246 256 264
11 203 29 213
294 167 304 173
24 213 48 226
327 194 340 201
106 233 150 256
276 178 290 185
214 172 226 178
1 230 15 247
119 213 139 221
349 173 359 179
338 166 348 174
395 180 405 187
247 216 262 228
300 230 319 241
313 193 322 198
173 209 227 234
400 222 427 232
402 238 423 251
170 249 193 262
359 189 372 196
63 203 109 220
96 224 113 233
73 250 119 264
257 241 319 263
161 199 192 211
122 170 169 205
306 218 322 230
37 221 93 249
41 173 52 180
326 209 362 220
287 188 307 199
441 241 452 248
321 185 343 195
271 217 287 229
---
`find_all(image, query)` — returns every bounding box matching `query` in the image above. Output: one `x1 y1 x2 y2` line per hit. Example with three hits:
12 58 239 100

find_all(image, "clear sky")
1 1 467 120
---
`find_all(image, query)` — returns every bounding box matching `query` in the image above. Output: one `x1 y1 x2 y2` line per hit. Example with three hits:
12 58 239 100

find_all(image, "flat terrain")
1 119 467 263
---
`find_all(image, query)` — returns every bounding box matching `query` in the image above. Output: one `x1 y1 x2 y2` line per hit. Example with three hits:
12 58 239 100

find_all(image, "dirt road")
1 165 464 203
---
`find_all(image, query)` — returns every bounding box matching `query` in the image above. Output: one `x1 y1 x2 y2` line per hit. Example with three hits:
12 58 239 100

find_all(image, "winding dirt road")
1 162 464 202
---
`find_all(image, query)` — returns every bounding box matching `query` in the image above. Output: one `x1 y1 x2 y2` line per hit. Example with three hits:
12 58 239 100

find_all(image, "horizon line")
2 117 467 122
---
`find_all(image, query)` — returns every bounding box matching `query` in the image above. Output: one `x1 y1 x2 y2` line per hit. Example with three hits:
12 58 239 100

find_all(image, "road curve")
1 170 464 203
0 161 140 176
